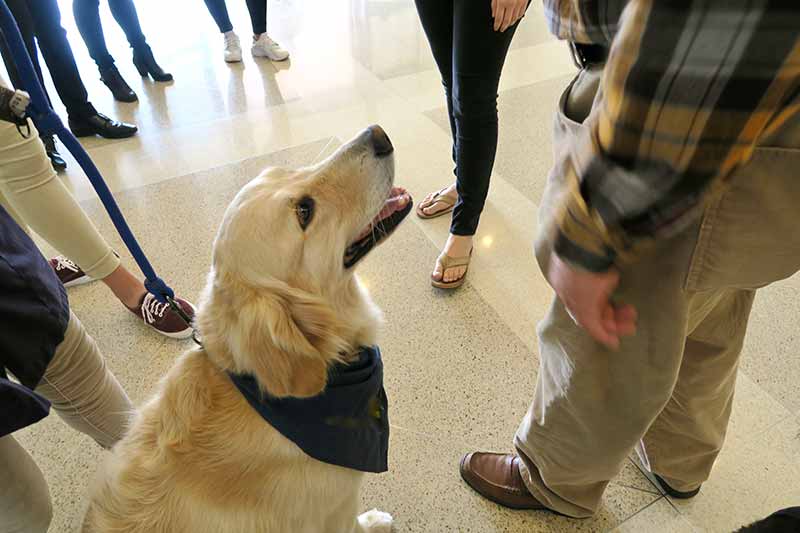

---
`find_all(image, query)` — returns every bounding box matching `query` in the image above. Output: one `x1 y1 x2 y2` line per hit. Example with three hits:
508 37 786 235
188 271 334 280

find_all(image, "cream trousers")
514 67 800 517
0 105 119 279
0 312 132 533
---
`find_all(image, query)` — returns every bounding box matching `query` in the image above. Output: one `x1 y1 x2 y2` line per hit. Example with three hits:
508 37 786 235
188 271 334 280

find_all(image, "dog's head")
197 126 411 398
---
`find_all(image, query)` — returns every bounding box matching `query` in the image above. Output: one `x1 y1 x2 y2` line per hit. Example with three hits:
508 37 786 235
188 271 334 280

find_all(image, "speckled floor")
10 1 800 532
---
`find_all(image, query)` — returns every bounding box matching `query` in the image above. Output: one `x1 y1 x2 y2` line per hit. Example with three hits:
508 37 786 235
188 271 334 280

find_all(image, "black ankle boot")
100 65 138 103
42 135 67 171
132 45 173 82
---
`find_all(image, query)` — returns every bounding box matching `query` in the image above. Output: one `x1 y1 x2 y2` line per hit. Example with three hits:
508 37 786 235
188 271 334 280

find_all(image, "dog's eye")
295 196 315 230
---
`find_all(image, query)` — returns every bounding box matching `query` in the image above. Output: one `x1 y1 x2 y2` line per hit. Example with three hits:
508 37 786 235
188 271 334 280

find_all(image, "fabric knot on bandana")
227 346 389 473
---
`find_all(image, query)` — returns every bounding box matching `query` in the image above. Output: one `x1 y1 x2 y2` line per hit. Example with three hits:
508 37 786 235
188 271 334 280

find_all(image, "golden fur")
83 129 396 532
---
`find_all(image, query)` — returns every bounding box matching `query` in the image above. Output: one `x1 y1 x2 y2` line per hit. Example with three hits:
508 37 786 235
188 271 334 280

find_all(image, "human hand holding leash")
547 253 638 350
491 0 527 32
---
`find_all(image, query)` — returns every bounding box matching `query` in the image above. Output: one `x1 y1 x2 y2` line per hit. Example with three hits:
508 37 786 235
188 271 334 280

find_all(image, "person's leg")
0 0 65 169
203 0 235 33
643 289 756 493
34 311 133 448
428 0 523 283
413 0 467 282
19 0 138 132
102 0 172 83
1 0 51 106
449 0 520 236
0 119 149 307
509 68 800 517
107 0 148 51
509 72 700 517
414 0 457 197
0 119 194 336
513 229 703 516
205 0 242 62
244 0 267 35
247 0 288 60
0 187 26 232
72 0 116 70
27 0 96 119
0 119 121 283
0 435 53 533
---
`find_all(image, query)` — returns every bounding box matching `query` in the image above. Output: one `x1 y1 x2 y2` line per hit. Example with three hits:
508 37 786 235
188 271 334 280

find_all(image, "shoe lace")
53 256 80 273
225 33 240 47
141 293 170 324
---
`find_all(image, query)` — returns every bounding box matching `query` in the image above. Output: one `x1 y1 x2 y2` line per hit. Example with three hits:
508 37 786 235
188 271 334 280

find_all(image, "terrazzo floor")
7 0 799 531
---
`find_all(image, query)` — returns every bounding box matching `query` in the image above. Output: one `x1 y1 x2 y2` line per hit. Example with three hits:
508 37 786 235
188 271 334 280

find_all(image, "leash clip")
165 295 203 347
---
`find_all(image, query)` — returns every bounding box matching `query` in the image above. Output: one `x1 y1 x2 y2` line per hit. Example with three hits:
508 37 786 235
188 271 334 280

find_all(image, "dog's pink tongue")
376 188 410 220
354 188 412 241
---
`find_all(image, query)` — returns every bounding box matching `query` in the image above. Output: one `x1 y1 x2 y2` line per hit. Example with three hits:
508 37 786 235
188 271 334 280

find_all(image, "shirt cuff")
554 229 615 272
553 182 617 272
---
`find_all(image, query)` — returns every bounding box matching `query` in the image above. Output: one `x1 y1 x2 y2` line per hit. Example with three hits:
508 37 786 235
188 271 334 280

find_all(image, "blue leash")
0 0 197 338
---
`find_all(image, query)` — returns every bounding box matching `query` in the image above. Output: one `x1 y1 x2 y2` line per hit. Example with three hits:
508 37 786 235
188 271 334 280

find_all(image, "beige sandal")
416 187 456 220
431 248 472 289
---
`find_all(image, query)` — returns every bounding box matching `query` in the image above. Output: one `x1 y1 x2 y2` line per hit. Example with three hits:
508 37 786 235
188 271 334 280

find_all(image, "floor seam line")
607 496 663 532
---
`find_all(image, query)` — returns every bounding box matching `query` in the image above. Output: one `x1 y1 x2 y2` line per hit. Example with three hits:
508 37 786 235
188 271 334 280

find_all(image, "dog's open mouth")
344 187 413 268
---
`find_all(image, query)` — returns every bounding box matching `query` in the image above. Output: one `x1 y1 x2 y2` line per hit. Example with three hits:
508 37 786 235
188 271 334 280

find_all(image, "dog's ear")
231 285 348 398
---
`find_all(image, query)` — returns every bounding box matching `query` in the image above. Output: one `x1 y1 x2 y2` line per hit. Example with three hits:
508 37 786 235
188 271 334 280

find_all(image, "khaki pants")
514 68 800 518
0 93 120 280
0 312 132 533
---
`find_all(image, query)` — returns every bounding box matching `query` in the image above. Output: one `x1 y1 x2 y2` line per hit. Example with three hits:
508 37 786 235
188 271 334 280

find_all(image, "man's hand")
491 0 527 32
547 253 638 350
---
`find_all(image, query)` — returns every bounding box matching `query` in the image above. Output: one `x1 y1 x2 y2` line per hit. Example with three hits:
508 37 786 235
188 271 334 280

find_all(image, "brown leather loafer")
460 452 549 510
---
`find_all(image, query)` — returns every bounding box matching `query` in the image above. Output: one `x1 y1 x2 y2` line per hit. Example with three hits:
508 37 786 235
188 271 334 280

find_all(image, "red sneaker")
49 256 92 288
126 293 196 339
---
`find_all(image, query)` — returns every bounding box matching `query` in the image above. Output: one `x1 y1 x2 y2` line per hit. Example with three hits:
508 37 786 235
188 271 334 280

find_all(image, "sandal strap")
436 250 472 270
421 188 456 209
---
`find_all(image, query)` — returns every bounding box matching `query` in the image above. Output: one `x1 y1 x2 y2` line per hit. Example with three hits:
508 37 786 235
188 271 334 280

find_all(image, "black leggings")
203 0 267 35
414 0 523 236
72 0 149 71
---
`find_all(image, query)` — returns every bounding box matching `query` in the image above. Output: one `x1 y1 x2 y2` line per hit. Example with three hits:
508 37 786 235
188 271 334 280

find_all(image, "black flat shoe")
42 135 67 171
133 45 173 82
653 474 701 499
68 113 138 139
100 65 138 103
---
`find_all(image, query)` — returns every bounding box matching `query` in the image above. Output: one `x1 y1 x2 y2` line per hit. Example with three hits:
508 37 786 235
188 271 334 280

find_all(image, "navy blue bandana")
227 346 389 473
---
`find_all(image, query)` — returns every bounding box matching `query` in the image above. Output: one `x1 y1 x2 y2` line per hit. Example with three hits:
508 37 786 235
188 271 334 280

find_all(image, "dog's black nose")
369 125 393 157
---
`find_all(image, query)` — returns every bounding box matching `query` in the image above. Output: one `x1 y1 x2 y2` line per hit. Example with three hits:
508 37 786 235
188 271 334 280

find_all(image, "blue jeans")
72 0 149 70
203 0 267 35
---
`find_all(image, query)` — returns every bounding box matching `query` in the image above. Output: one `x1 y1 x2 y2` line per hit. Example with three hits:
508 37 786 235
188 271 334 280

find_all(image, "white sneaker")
223 31 242 63
251 34 289 61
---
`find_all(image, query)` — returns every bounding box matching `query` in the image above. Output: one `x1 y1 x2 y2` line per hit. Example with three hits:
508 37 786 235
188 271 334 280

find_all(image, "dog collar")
227 346 389 473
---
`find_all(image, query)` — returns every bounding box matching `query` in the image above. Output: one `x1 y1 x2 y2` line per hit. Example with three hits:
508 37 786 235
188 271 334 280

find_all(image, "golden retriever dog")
83 126 412 533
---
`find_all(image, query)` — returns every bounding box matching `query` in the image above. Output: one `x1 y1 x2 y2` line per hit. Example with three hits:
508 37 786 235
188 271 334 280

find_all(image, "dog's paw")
357 509 393 532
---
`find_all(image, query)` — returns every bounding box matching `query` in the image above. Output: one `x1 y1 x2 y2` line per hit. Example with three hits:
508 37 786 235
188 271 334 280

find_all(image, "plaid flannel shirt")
542 0 800 271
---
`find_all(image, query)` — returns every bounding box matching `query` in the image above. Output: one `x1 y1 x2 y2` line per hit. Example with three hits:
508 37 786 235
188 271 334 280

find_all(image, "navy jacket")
0 205 69 437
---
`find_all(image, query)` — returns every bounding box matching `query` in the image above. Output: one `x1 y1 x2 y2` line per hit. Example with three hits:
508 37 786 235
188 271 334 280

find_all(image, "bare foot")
101 265 147 309
420 183 457 216
432 233 473 283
